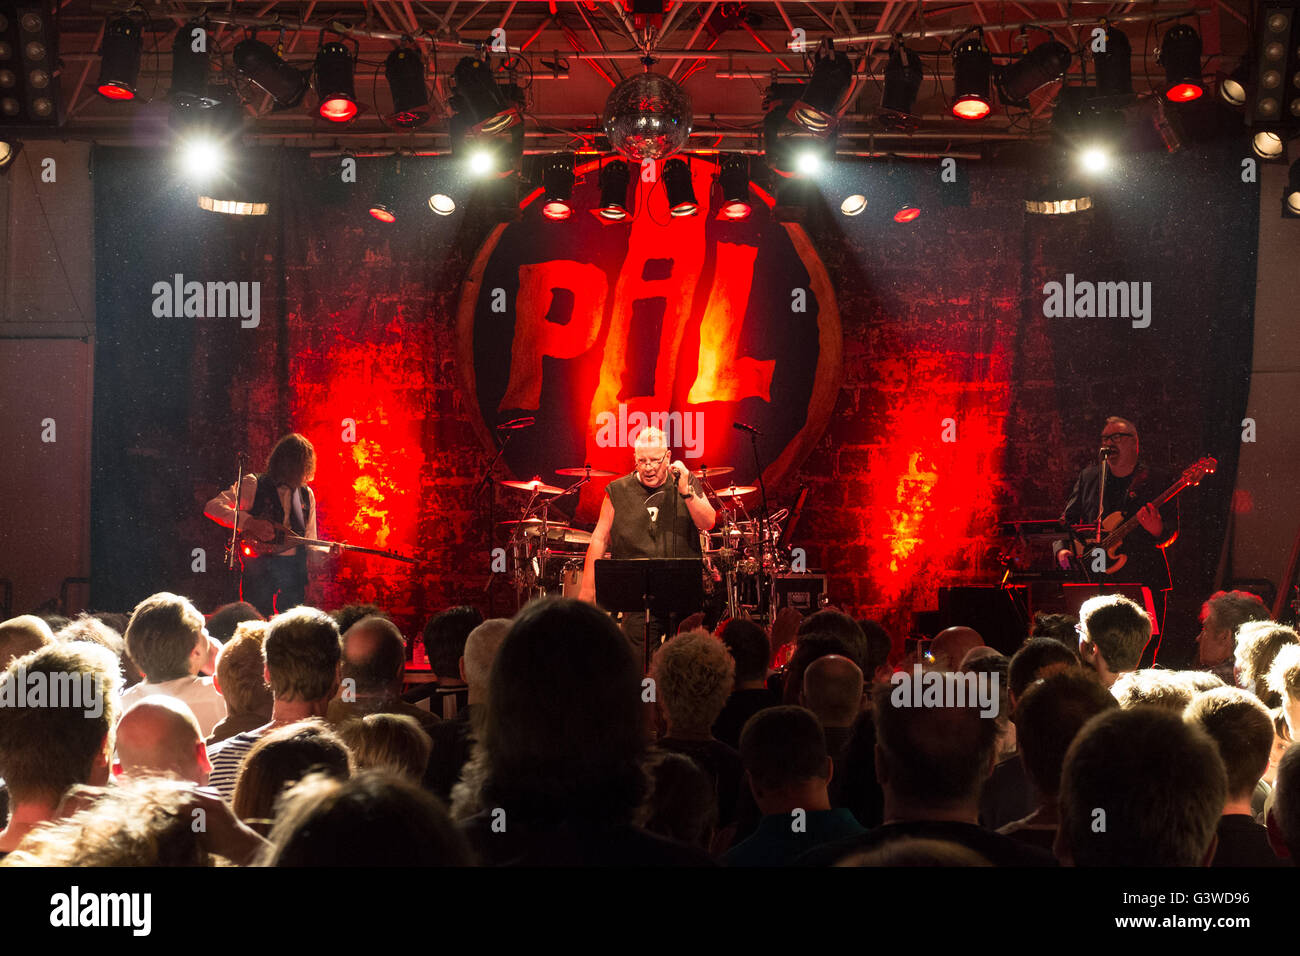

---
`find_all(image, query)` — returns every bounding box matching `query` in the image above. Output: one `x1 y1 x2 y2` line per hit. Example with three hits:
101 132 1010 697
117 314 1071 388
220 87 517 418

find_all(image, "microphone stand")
474 429 516 614
743 431 776 623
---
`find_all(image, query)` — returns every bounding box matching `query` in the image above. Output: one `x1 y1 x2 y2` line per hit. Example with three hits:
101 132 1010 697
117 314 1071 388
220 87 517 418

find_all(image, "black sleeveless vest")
250 473 310 534
606 473 704 559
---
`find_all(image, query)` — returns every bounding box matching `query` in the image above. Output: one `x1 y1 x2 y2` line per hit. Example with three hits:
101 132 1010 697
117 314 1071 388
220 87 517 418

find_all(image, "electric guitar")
231 524 418 564
1071 457 1216 574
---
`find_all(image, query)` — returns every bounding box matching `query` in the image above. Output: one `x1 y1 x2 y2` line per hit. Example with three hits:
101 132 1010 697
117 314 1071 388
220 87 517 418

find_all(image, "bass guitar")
1071 456 1216 574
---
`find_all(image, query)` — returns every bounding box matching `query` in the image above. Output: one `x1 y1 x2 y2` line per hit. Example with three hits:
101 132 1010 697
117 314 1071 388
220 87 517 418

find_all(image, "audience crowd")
1 585 1297 868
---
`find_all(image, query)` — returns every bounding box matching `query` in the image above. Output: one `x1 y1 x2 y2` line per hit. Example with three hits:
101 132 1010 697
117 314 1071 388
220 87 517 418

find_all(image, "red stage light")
541 199 572 220
242 545 253 557
97 82 135 100
319 96 357 122
1165 82 1202 102
894 206 920 223
369 205 397 223
952 96 990 120
720 200 752 220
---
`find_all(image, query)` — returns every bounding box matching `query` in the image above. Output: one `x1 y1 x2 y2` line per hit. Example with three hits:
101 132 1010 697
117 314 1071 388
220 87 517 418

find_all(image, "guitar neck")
262 534 417 564
1101 481 1186 548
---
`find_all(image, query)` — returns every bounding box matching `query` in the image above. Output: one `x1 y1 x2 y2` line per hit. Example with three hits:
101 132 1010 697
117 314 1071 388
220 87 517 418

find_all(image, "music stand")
595 558 705 671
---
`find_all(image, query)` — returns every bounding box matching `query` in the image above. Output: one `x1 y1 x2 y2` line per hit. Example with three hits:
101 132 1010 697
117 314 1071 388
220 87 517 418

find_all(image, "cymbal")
715 485 758 498
496 519 592 546
499 478 565 495
555 466 618 477
691 465 735 479
497 519 574 530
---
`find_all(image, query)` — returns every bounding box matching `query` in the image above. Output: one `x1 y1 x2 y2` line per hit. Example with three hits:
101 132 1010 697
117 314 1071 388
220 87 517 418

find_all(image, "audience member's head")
837 837 993 867
1184 687 1273 808
1008 637 1079 710
1235 621 1298 706
0 614 53 669
1111 668 1196 712
1077 595 1151 686
422 606 483 684
1272 744 1300 859
264 606 342 705
336 713 431 781
718 618 771 686
798 610 868 671
1198 590 1270 670
1267 643 1300 738
960 649 1012 751
232 720 352 835
331 603 389 635
340 615 407 698
782 635 852 706
1267 707 1292 786
264 770 473 866
462 618 511 702
0 642 121 822
652 628 735 737
801 654 864 728
858 619 894 683
1029 612 1079 646
1058 707 1226 866
115 696 211 785
739 706 832 814
464 598 649 825
928 627 985 672
214 622 273 719
1015 671 1117 801
0 777 216 866
872 691 998 820
205 602 264 643
124 593 208 684
57 613 141 686
638 751 717 850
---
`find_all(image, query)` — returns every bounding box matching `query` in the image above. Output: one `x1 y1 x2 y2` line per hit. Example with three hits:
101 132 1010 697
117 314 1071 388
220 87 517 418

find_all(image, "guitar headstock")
1181 457 1217 487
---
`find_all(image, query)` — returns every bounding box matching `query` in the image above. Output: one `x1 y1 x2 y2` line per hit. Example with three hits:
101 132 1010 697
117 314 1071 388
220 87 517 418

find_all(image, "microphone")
733 421 762 436
1100 446 1118 458
496 417 536 431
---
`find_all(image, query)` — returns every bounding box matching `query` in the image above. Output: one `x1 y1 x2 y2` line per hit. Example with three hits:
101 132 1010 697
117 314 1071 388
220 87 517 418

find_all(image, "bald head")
930 627 985 672
801 654 864 727
115 696 210 785
341 616 407 696
0 615 54 669
463 618 511 700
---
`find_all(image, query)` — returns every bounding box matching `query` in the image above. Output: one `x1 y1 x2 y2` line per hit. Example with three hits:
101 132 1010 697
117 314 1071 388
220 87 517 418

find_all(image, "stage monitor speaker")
937 586 1027 655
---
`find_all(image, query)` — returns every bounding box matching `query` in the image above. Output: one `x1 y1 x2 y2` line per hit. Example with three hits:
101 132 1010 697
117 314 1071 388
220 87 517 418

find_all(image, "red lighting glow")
951 96 990 120
369 206 396 223
319 96 357 122
97 83 135 101
894 206 921 223
1165 82 1202 102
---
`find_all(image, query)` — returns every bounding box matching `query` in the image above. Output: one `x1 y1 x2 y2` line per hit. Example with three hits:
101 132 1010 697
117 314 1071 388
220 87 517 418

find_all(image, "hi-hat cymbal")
500 478 565 495
691 465 735 479
555 466 618 477
715 485 758 498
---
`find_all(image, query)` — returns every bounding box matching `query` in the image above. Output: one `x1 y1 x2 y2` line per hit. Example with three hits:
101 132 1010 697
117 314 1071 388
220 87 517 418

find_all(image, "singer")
1052 417 1179 610
578 427 716 650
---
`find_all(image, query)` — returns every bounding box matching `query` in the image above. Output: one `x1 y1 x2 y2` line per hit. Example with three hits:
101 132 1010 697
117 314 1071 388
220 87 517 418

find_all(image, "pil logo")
456 157 842 520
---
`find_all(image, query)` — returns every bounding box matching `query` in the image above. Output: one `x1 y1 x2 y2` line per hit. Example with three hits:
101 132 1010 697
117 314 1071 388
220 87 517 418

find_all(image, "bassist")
1053 417 1179 602
205 433 335 616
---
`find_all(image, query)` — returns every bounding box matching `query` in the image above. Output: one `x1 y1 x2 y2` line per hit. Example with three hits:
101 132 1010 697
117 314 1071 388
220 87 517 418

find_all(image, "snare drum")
560 559 584 598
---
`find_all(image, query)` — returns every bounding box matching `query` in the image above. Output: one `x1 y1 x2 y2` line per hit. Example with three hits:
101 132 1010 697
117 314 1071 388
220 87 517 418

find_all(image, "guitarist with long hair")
1053 417 1180 604
205 433 336 616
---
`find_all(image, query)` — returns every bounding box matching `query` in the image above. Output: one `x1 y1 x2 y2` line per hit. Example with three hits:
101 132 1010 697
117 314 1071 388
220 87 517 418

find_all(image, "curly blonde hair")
1236 621 1299 705
1267 644 1300 703
650 628 735 734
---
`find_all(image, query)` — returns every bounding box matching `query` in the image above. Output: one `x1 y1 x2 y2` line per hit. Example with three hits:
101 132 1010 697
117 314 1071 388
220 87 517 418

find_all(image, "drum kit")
496 463 799 620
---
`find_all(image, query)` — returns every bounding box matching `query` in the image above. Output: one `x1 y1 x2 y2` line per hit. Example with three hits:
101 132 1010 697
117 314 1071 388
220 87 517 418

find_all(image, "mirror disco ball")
603 72 693 162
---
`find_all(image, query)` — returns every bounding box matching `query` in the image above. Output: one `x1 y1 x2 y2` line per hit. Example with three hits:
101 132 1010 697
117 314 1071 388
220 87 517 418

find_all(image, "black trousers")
242 552 308 617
